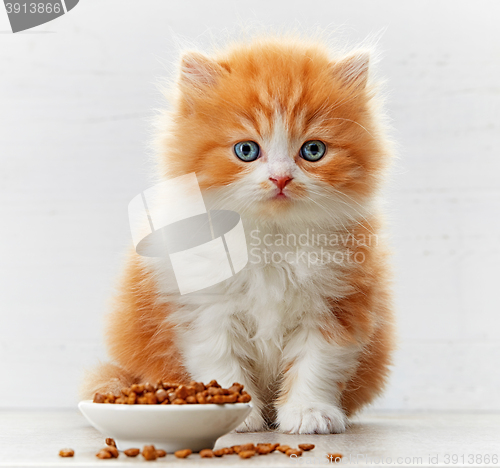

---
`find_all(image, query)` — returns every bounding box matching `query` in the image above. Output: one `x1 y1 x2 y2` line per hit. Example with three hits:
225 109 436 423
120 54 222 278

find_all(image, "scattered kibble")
277 445 291 453
58 449 74 458
175 449 192 458
142 445 157 461
199 449 214 458
60 439 318 461
256 445 272 455
298 443 315 451
95 449 112 459
124 448 140 457
93 380 251 405
239 450 256 459
105 438 116 447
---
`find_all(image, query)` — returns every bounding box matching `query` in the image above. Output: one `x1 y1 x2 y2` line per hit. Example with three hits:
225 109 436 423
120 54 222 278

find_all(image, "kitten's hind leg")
80 362 138 400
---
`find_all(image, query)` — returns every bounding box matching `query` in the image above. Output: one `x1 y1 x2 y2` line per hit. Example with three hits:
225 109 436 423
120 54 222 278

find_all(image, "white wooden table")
0 411 498 467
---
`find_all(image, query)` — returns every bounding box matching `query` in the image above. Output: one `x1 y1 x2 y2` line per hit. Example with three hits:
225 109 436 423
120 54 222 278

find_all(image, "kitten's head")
157 37 391 226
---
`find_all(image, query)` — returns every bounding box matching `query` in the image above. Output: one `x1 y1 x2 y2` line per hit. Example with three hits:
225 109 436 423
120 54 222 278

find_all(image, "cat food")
105 446 119 458
199 449 214 458
93 380 251 405
58 449 74 457
213 447 234 456
277 445 291 453
156 449 167 458
256 445 272 455
298 443 315 451
286 448 303 457
95 449 112 459
238 450 256 459
142 445 157 461
124 448 140 457
327 453 344 462
105 438 116 447
175 449 192 458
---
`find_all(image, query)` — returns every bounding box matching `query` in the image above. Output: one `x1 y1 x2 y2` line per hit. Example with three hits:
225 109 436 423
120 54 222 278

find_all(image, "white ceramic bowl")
78 400 252 452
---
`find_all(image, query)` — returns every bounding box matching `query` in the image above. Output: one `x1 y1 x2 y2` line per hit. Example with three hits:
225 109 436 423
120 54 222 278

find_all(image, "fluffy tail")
80 362 138 400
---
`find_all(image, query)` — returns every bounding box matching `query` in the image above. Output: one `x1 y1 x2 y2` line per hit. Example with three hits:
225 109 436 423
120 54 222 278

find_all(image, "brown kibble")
277 445 290 453
162 382 179 389
105 438 116 447
155 388 168 403
222 447 234 455
213 449 225 457
228 383 244 393
256 445 272 455
286 448 303 457
131 383 144 394
239 450 256 459
59 449 74 457
298 443 315 451
124 448 140 457
199 449 214 458
196 392 207 404
96 449 112 459
239 443 256 452
103 446 119 458
327 453 343 462
92 381 246 406
223 393 238 403
156 449 167 458
93 393 106 403
237 394 252 403
175 449 192 458
142 445 157 461
175 385 189 399
144 392 158 404
208 386 223 396
189 381 205 393
232 445 242 454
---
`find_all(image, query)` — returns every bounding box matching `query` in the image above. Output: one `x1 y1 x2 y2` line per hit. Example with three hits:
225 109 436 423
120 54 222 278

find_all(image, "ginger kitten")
83 36 395 434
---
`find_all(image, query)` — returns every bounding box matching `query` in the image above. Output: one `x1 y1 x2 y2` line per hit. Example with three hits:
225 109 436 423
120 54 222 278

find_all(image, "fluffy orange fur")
82 35 395 425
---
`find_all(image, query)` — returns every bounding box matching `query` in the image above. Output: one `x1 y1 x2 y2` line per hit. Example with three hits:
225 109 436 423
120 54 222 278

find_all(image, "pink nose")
269 176 293 192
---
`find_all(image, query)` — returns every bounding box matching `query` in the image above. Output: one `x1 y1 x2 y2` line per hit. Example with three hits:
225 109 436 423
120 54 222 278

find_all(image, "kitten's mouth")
272 191 289 200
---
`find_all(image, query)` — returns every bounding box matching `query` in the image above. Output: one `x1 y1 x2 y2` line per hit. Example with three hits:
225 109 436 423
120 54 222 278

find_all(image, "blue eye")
300 140 326 162
234 141 260 162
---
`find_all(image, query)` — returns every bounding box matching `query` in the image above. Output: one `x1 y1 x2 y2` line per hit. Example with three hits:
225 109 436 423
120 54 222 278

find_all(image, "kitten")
82 35 395 434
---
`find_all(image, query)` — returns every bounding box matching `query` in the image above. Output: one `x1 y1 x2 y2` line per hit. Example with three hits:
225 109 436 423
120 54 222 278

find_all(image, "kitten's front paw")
277 402 347 434
235 409 266 433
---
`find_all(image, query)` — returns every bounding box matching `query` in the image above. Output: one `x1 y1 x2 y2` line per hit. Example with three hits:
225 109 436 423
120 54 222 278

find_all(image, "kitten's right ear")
179 52 230 90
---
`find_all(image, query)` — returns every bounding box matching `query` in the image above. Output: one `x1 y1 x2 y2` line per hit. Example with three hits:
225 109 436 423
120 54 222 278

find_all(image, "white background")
0 0 499 410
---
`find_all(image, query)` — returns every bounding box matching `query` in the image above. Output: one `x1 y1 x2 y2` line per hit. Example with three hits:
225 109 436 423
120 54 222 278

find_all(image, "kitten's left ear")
332 51 370 89
179 51 230 89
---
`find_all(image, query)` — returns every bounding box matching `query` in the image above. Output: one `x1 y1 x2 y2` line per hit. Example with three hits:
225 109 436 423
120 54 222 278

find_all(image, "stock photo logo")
129 173 249 296
3 0 79 33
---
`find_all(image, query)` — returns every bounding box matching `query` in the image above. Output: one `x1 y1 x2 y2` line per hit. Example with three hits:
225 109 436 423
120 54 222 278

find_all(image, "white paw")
277 402 347 434
235 409 266 432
